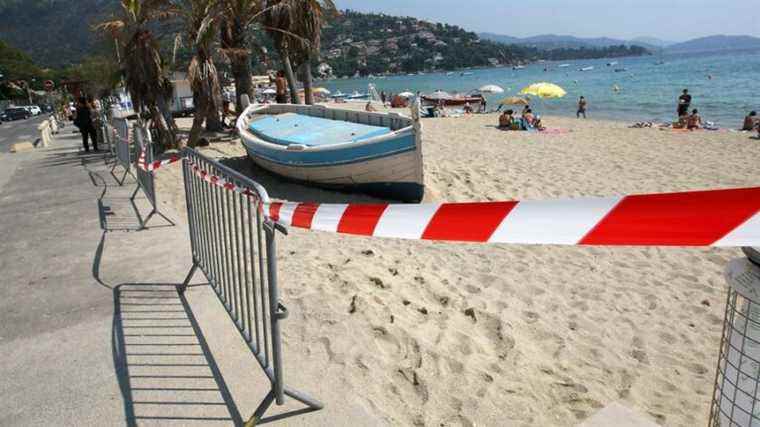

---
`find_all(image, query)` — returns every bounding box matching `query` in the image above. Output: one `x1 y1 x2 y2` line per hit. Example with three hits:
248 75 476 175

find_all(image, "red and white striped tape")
263 187 760 247
137 147 181 172
188 159 258 198
182 156 760 247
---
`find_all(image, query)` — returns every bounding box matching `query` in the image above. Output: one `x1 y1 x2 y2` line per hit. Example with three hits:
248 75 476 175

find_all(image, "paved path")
0 115 49 153
0 127 374 426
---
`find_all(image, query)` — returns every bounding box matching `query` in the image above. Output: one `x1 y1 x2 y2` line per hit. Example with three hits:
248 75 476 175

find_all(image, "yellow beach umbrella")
498 96 530 106
519 82 567 99
313 87 331 95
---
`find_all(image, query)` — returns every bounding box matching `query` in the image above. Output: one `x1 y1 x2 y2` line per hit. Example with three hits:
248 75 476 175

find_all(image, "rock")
349 295 358 314
701 299 710 307
418 307 428 315
464 308 477 322
361 249 374 256
369 277 385 289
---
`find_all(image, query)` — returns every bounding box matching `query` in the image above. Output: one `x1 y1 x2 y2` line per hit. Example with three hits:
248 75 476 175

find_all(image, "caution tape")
137 146 181 172
187 159 258 198
262 187 760 247
183 154 760 247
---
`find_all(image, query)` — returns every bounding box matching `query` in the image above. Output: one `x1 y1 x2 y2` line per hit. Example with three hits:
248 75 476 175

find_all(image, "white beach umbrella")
397 91 415 98
262 88 277 95
478 84 505 94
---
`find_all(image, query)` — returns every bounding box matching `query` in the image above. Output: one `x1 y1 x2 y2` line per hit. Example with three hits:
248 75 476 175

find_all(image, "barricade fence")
131 123 174 229
179 148 322 424
110 116 133 185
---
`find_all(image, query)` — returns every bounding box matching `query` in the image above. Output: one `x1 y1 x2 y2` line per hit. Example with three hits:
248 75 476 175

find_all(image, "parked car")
1 107 32 121
28 105 42 115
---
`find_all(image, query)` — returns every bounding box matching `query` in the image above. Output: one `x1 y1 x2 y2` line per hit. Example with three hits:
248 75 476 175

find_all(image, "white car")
28 105 42 116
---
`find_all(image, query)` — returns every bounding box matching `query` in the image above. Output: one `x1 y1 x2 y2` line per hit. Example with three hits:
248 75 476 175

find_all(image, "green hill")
0 0 115 68
0 2 650 76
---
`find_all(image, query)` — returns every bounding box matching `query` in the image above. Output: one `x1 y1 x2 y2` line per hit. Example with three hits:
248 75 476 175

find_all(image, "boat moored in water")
236 102 425 202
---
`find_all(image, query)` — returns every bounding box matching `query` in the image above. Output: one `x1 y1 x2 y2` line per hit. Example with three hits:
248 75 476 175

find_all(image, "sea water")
321 49 760 127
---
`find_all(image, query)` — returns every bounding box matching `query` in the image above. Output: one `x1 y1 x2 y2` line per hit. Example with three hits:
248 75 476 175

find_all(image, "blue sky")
334 0 760 42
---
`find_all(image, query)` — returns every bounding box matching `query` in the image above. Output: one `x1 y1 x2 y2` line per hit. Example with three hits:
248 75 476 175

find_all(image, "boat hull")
244 146 424 201
238 104 425 202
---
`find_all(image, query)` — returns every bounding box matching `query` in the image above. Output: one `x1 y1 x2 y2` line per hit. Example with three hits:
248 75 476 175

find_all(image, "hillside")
1 2 650 77
666 35 760 53
320 11 527 76
0 0 115 68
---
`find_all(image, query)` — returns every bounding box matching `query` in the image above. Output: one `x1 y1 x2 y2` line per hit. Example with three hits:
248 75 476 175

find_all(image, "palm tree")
167 0 225 146
287 0 335 105
219 0 267 112
96 0 178 148
262 0 300 104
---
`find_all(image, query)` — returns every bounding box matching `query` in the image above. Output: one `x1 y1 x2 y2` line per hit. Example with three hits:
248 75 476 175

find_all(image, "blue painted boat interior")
249 113 392 147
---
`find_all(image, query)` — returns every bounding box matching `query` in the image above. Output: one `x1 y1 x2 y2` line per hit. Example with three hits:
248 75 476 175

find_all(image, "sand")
154 106 760 426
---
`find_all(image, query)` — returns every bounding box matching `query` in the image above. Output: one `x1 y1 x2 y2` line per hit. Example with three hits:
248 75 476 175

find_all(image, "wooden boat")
420 95 482 107
236 102 424 202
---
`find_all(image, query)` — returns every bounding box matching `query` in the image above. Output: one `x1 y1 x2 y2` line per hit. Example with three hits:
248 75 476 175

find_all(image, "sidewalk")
0 131 373 426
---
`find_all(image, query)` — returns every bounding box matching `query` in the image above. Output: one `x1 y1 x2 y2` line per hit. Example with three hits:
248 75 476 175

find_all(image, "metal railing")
110 116 133 185
131 123 174 229
179 148 323 424
710 247 760 426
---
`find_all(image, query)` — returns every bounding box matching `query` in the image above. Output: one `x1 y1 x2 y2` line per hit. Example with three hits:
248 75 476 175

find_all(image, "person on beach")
274 70 287 104
74 97 98 152
365 101 377 112
464 102 473 114
380 91 387 106
498 110 514 129
677 89 691 117
577 96 587 118
687 109 702 130
743 111 758 131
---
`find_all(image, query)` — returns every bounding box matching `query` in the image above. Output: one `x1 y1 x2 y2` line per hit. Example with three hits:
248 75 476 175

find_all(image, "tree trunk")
205 107 223 132
301 54 314 105
188 92 205 147
154 96 177 148
281 49 300 104
232 54 253 113
229 18 253 113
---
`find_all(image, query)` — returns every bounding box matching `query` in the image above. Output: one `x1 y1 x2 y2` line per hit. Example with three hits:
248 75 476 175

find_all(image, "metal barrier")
711 247 760 426
179 148 323 425
97 113 115 160
131 123 174 229
110 116 133 185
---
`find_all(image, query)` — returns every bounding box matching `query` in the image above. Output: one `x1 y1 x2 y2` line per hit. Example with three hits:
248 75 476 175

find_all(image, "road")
0 114 52 153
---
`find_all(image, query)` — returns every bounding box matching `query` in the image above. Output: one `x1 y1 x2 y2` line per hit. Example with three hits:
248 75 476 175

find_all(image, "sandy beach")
156 106 760 426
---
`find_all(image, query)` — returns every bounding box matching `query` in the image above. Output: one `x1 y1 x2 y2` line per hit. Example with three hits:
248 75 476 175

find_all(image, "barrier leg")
178 263 199 294
141 208 176 229
244 390 275 427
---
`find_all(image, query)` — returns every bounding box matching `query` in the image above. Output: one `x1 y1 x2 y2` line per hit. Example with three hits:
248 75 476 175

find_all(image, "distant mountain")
666 35 760 53
479 33 656 50
630 37 674 48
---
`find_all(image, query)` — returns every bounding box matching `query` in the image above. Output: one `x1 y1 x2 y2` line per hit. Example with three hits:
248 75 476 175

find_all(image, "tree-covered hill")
0 2 650 75
319 11 649 77
0 0 116 68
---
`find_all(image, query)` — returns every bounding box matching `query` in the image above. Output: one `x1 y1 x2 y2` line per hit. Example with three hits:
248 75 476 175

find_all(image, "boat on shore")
236 102 424 202
579 66 595 72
